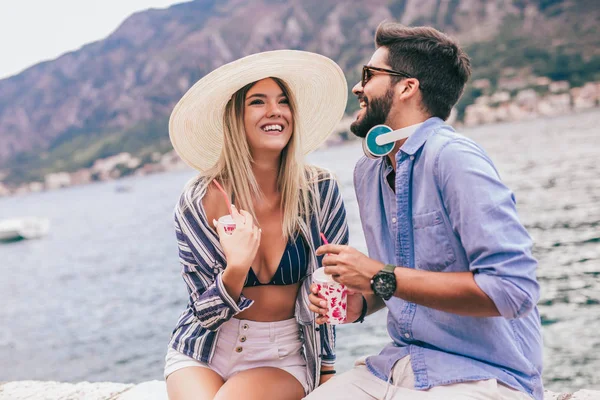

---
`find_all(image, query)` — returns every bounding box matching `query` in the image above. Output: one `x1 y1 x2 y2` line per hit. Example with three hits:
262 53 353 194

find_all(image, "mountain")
1 0 599 183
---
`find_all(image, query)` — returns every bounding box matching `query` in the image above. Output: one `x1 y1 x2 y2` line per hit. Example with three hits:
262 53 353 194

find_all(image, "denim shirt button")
409 155 415 160
404 333 410 339
392 217 397 223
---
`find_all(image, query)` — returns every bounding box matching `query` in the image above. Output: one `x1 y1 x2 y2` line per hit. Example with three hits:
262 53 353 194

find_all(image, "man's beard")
350 87 395 138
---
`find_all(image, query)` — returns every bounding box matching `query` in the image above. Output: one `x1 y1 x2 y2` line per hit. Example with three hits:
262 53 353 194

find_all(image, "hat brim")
169 50 348 172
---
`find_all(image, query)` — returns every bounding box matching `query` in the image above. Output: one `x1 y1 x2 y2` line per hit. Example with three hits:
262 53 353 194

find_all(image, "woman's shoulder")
176 175 213 218
304 165 337 185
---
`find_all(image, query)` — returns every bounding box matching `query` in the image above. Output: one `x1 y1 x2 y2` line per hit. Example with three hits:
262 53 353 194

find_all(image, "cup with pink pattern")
217 215 236 235
313 267 348 324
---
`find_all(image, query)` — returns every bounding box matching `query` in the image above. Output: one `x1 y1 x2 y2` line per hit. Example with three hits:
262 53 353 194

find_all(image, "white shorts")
164 317 309 394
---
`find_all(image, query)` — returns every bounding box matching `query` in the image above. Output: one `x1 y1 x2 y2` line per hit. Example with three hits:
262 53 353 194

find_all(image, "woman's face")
243 78 293 156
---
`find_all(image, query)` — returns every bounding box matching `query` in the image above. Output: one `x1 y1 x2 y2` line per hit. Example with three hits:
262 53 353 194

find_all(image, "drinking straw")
212 180 232 214
319 232 329 245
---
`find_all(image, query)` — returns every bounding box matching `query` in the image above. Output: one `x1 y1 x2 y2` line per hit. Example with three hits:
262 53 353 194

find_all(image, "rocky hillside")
1 0 598 183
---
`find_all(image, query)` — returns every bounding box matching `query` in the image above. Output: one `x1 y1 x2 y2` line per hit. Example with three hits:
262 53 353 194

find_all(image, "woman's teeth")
262 124 283 132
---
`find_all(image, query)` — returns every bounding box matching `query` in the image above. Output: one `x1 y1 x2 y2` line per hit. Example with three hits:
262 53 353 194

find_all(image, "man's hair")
375 22 471 120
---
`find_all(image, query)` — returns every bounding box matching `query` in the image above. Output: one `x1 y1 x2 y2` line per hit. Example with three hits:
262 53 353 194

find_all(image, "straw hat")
169 50 348 172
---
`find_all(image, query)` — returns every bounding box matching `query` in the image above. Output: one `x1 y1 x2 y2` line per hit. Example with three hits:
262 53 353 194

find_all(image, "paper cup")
218 215 236 234
313 268 348 324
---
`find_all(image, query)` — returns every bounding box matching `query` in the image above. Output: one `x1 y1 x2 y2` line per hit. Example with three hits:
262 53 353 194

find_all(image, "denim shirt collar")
399 117 446 156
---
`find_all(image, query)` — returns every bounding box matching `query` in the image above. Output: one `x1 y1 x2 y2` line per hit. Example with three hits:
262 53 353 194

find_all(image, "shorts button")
235 346 243 353
242 324 249 330
240 336 247 342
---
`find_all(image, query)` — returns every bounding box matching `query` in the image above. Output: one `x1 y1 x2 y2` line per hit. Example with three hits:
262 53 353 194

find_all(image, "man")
305 23 543 400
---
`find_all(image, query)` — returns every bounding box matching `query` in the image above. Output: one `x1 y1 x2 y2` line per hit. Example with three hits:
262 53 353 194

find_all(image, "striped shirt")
168 170 349 393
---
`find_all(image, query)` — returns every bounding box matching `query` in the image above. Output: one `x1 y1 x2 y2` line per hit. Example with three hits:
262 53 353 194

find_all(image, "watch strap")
382 264 396 274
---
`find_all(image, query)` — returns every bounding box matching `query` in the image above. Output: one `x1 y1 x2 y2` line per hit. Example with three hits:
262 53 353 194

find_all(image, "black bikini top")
244 234 308 287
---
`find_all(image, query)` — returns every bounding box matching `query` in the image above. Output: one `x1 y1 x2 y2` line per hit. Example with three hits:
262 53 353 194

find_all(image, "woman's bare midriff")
235 283 301 321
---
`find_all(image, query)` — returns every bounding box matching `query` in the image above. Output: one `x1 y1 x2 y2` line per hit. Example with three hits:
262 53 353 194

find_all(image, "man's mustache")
358 94 368 106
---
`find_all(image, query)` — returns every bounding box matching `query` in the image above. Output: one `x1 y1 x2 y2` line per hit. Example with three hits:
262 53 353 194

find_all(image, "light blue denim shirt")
354 117 543 400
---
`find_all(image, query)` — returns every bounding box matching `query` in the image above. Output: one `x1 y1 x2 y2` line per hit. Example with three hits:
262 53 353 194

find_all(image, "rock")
0 381 132 400
1 381 599 399
116 380 167 400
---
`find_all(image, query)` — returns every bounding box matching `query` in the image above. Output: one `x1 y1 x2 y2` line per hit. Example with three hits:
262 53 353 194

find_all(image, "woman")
165 50 350 400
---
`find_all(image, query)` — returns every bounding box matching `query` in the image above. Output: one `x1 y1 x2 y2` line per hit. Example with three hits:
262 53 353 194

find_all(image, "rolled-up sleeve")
435 139 540 319
176 208 254 331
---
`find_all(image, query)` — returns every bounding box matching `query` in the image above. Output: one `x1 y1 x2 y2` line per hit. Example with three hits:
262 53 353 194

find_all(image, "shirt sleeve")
435 139 540 319
175 204 254 331
317 175 350 365
318 175 350 247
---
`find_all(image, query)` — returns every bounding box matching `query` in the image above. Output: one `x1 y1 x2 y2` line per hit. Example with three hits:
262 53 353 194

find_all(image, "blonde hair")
184 77 323 239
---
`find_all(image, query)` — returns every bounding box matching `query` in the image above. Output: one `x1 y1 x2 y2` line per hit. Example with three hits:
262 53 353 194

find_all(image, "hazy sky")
0 0 189 79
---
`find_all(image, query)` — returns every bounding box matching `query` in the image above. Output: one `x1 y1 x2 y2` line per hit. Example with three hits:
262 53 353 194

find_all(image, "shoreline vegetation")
0 83 599 198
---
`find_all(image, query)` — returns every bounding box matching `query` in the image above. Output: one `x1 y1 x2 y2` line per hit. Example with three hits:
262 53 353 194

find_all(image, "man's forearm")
393 268 500 317
364 293 386 316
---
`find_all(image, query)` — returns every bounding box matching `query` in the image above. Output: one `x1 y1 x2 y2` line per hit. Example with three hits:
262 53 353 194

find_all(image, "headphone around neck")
362 124 407 159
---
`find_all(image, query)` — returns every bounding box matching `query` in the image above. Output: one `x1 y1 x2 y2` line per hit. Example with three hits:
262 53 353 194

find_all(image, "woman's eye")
279 98 289 104
249 99 264 105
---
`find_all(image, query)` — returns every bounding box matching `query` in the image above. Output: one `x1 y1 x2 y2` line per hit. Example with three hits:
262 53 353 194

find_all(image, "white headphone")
362 124 407 158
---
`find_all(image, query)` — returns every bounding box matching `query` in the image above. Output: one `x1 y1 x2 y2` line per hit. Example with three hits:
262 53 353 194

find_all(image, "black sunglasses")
362 65 413 87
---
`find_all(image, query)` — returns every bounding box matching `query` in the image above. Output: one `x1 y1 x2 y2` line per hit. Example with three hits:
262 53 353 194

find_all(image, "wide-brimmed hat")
169 50 348 172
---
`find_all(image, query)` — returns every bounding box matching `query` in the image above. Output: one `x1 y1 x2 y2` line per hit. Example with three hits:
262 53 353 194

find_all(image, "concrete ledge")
0 380 598 399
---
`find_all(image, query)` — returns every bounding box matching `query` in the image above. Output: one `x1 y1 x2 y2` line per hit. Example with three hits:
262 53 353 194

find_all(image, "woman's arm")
175 202 255 331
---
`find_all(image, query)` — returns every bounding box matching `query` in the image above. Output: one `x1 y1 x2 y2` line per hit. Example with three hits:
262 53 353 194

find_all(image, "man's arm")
392 269 499 316
316 245 500 317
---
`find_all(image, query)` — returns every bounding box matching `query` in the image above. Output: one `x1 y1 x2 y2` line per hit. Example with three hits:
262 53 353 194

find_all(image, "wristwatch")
370 264 397 300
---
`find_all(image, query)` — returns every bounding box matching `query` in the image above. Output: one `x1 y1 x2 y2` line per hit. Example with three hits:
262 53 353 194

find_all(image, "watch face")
373 272 396 300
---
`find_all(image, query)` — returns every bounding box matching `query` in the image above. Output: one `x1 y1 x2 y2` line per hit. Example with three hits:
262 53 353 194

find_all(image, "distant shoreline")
1 107 598 199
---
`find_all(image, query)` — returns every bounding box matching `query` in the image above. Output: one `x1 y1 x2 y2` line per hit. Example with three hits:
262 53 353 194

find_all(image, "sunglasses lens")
362 67 371 86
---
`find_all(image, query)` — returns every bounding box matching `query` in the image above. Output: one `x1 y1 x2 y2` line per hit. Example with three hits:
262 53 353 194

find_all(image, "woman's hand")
215 205 261 272
308 284 365 324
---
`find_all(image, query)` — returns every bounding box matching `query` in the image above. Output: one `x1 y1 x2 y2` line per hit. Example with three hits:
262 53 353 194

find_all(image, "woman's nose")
267 101 282 117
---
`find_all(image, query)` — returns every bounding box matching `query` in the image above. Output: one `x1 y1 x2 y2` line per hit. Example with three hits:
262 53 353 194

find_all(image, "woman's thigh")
214 367 305 400
166 366 225 400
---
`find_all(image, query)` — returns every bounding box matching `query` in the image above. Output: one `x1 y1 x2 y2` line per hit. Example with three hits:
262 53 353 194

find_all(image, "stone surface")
1 381 599 399
116 381 167 400
0 381 132 400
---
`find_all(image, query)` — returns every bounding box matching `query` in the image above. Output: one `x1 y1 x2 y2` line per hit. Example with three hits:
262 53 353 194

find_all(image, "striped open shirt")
168 170 349 392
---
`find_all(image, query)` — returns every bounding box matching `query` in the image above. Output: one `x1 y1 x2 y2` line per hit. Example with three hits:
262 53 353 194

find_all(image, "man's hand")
316 244 384 293
308 284 365 324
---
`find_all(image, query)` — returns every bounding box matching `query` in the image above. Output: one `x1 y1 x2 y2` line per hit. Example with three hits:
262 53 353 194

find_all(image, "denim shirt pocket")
412 210 456 271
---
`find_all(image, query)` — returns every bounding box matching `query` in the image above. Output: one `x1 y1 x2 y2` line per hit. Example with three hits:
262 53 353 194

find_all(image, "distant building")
28 182 44 193
490 91 511 104
549 81 570 93
0 183 10 197
45 172 72 190
71 169 93 186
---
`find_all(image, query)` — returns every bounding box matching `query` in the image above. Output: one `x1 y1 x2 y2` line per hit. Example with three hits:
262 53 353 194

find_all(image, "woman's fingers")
238 209 253 228
215 220 225 238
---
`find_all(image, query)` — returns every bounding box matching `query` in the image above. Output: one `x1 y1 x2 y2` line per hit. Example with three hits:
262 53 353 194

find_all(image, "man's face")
350 47 396 138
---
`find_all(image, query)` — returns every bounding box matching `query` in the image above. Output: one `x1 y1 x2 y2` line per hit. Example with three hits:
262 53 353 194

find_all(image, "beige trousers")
304 356 532 400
